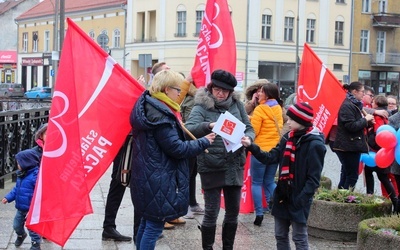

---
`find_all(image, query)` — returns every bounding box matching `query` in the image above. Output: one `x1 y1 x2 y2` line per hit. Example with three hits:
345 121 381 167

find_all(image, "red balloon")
375 148 395 168
376 131 397 149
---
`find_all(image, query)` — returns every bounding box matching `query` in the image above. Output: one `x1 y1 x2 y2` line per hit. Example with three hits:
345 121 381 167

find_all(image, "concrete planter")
308 199 392 241
357 217 400 250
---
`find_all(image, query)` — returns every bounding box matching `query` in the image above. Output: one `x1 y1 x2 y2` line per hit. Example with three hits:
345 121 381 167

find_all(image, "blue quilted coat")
130 91 211 222
5 149 40 212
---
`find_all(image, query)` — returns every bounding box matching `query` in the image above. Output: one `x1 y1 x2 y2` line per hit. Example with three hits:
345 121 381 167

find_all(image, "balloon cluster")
360 125 399 168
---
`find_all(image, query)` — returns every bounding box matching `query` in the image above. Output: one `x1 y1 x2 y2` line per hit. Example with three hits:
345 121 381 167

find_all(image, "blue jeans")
13 209 41 244
251 156 277 216
336 151 360 190
202 186 241 227
274 216 309 250
135 218 164 250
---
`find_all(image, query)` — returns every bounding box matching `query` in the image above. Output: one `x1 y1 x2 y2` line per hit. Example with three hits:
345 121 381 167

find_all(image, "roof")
0 0 27 15
16 0 126 21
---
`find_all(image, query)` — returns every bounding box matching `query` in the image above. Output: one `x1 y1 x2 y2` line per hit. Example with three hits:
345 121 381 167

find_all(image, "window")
360 30 369 53
333 64 343 71
379 0 387 13
44 31 50 52
176 11 187 37
22 32 28 52
101 30 108 35
336 0 345 3
306 19 316 43
32 31 38 52
113 29 121 48
261 14 272 40
284 17 294 42
362 0 370 13
89 30 95 40
334 21 344 45
195 10 204 36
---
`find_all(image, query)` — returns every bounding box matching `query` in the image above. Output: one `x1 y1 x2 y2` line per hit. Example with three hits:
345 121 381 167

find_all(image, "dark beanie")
211 69 237 91
286 102 314 127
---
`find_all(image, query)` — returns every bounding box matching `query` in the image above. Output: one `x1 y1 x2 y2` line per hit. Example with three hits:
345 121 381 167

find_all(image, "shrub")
315 188 385 204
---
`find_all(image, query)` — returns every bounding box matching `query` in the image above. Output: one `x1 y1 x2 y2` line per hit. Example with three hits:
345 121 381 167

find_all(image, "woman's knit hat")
286 102 314 127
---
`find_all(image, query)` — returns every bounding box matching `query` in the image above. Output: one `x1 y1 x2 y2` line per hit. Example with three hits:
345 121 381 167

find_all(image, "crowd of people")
3 60 400 250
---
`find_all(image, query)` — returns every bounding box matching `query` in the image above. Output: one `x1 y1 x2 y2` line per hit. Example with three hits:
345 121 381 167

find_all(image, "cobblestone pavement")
0 147 380 249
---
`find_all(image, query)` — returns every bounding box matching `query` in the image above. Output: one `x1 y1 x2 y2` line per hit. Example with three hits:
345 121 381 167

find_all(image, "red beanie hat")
286 102 314 127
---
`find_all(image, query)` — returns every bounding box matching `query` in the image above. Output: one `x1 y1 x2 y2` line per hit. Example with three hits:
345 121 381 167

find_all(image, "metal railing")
0 105 50 188
370 52 400 66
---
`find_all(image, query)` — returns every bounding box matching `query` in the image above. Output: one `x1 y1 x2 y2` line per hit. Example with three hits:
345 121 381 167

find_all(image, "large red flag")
25 18 145 246
297 43 346 136
191 0 236 87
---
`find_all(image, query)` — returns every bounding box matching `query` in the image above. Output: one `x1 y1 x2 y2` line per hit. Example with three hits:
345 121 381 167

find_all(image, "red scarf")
279 127 313 181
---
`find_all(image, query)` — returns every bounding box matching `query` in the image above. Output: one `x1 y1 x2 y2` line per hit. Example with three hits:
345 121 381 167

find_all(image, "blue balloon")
395 144 400 165
377 125 397 135
396 129 400 145
360 153 367 162
364 152 377 167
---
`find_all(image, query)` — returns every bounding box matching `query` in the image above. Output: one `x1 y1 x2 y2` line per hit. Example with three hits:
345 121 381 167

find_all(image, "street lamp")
295 0 300 92
51 0 59 89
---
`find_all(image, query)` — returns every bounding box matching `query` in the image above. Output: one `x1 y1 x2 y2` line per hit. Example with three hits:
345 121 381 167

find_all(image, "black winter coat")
248 128 326 224
333 98 369 153
130 91 211 222
185 88 255 189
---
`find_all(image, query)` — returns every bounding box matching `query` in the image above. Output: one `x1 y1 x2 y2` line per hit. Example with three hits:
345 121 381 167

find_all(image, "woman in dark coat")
130 70 215 250
333 81 375 190
185 69 255 250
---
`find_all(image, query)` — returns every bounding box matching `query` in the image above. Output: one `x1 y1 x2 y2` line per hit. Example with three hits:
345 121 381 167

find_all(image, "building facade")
351 0 400 98
15 0 127 90
125 0 352 99
0 0 40 84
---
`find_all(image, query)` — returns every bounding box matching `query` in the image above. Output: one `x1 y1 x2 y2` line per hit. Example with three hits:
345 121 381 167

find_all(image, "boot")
222 223 238 250
199 225 216 250
393 197 399 214
102 227 132 241
397 198 400 214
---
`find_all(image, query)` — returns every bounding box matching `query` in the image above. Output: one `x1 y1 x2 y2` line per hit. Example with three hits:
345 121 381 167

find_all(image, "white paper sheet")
213 111 245 152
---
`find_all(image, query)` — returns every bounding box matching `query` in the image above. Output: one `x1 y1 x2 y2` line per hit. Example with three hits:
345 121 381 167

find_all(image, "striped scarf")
279 127 313 181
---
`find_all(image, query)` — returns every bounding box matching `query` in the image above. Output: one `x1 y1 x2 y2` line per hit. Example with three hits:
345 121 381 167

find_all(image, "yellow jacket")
251 101 283 151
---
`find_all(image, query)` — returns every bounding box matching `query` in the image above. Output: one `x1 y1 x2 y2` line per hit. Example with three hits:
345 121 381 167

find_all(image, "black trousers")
365 166 396 202
188 157 199 206
103 147 128 229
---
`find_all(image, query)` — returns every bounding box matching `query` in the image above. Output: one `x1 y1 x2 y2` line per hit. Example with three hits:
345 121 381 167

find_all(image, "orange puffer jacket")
251 101 283 151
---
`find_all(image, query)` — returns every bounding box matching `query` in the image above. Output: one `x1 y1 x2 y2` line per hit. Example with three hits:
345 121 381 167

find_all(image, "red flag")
25 18 145 246
297 43 346 136
191 0 236 87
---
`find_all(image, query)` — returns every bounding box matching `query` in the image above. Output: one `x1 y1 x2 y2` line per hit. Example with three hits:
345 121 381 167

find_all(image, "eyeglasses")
169 86 181 93
388 103 397 105
212 87 230 94
366 94 374 98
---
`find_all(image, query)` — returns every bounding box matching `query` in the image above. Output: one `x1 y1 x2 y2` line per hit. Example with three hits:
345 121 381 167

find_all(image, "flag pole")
180 121 209 153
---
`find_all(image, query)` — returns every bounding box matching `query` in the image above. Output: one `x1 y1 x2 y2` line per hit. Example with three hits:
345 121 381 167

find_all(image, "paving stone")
0 146 380 249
